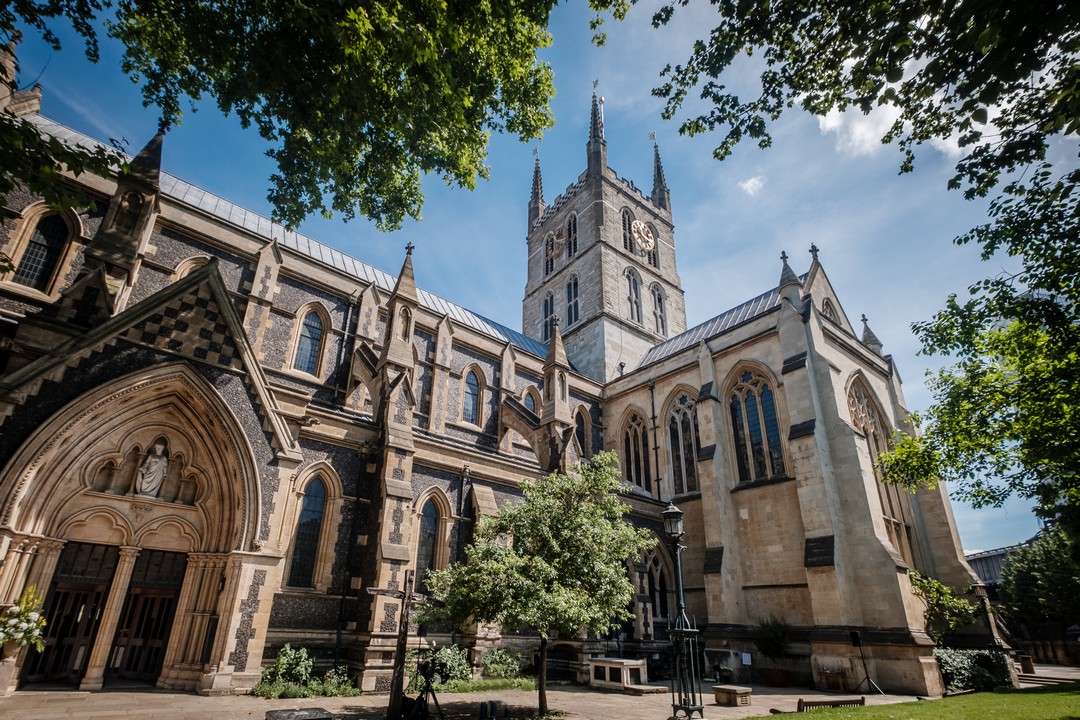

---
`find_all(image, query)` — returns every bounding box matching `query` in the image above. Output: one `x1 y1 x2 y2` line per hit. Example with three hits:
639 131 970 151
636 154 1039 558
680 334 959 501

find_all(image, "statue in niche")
135 438 169 498
114 191 143 236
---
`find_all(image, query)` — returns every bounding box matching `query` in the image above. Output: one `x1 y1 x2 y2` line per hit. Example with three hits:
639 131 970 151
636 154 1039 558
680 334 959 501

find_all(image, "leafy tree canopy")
424 451 654 715
3 1 630 231
998 527 1080 627
599 0 1079 522
908 569 978 645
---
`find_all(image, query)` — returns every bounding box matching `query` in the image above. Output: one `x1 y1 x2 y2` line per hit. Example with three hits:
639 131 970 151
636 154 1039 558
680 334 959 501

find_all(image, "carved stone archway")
0 362 272 694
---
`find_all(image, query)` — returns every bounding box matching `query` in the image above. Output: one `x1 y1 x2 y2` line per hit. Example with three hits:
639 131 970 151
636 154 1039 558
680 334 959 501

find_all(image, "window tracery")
729 370 786 483
668 393 700 495
623 413 651 493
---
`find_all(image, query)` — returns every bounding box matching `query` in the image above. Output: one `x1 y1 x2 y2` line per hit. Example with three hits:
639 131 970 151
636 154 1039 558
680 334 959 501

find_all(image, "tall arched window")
415 498 439 589
651 284 667 336
626 269 642 324
646 228 659 268
729 371 786 483
542 292 555 341
575 409 589 457
624 413 651 493
11 213 69 291
622 209 635 253
646 552 669 622
294 310 324 375
544 233 555 276
463 370 481 424
523 390 537 414
287 478 327 588
566 214 578 257
669 393 700 495
849 378 914 565
566 276 579 326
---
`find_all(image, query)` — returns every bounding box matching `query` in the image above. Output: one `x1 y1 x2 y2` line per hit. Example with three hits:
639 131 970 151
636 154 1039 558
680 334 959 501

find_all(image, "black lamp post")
663 501 703 720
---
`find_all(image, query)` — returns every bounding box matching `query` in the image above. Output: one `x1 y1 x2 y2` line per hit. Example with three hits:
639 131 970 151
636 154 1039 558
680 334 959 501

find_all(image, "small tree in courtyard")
424 452 655 716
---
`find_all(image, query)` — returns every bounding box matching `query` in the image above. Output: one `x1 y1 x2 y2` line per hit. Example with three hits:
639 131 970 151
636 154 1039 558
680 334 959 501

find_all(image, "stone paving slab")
4 664 1075 719
0 683 918 720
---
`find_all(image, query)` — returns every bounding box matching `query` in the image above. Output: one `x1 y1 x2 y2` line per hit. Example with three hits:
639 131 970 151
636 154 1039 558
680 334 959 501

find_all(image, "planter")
760 668 792 687
1 641 21 660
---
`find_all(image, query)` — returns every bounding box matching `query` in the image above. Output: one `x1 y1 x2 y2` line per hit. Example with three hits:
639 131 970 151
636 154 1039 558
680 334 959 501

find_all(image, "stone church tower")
522 95 687 383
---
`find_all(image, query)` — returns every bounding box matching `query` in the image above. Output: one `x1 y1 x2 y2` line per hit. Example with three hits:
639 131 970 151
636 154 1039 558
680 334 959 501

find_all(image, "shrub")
751 615 791 660
252 644 358 699
438 677 534 693
408 644 473 691
481 648 523 679
934 648 1012 692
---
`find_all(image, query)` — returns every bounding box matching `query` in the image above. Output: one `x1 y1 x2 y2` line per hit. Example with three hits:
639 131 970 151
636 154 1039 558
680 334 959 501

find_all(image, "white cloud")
738 175 765 196
818 105 902 156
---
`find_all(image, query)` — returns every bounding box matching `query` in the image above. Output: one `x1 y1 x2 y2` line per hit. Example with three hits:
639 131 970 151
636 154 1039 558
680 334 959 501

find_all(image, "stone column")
80 546 141 690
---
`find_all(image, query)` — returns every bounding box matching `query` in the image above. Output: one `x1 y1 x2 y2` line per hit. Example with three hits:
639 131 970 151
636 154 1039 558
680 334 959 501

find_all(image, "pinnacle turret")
586 92 607 176
861 314 884 356
528 149 545 228
651 140 670 210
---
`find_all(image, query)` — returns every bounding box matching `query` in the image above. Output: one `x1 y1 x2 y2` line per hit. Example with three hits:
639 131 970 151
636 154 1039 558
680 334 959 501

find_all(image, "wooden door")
105 549 187 683
106 589 179 681
21 543 119 685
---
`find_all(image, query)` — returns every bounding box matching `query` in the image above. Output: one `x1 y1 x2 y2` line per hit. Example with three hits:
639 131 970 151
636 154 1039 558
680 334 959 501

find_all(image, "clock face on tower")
630 220 655 252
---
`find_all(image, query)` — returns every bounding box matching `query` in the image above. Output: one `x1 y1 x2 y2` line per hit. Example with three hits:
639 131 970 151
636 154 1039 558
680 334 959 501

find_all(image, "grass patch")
435 677 535 693
800 684 1080 719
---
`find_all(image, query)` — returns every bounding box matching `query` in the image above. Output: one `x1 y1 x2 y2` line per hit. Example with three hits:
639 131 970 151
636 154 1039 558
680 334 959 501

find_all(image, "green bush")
252 644 359 699
408 644 473 691
934 648 1012 692
481 648 523 678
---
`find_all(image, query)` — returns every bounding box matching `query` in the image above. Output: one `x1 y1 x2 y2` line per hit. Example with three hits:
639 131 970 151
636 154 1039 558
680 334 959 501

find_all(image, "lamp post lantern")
663 501 703 719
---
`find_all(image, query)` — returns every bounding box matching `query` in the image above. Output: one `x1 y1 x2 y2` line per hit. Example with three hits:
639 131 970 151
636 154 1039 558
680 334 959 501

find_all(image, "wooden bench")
711 684 752 706
796 697 865 712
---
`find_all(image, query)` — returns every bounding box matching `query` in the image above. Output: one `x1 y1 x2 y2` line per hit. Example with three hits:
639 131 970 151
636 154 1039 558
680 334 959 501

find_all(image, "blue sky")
13 2 1041 552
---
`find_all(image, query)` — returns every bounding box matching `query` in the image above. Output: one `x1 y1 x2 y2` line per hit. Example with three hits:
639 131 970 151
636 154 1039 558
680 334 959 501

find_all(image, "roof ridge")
26 114 550 359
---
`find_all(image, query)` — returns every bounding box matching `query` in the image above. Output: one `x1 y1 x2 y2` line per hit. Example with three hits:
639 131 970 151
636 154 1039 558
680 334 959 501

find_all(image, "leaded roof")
27 115 551 360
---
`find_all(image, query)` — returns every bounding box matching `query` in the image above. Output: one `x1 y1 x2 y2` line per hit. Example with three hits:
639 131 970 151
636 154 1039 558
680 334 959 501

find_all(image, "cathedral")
0 71 975 698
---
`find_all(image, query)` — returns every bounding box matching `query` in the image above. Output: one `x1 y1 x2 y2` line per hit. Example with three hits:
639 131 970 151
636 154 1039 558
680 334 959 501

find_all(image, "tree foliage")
908 570 978 646
607 0 1080 522
3 1 630 231
998 528 1080 627
424 451 655 715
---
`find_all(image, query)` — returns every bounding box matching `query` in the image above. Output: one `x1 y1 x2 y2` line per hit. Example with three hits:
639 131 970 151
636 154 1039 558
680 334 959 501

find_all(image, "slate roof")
637 276 806 368
28 115 551 360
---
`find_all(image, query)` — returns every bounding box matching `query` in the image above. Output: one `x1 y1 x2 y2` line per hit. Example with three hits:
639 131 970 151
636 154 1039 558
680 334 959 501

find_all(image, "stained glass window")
624 413 651 493
293 311 324 374
729 371 786 483
12 214 68 291
463 371 481 424
287 479 326 588
669 394 700 495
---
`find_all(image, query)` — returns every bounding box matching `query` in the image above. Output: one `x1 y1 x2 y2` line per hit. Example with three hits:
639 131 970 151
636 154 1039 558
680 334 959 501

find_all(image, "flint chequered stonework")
123 286 242 370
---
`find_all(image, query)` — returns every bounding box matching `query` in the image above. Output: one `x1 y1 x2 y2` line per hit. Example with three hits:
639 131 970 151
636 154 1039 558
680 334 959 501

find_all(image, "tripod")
852 641 884 695
407 653 446 720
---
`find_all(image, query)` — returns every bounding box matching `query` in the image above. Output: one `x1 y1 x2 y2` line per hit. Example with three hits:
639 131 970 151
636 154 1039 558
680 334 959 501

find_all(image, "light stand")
663 502 703 720
850 631 884 695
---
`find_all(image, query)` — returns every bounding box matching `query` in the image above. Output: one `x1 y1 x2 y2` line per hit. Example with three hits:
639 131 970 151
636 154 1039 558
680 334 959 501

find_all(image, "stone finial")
861 314 884 356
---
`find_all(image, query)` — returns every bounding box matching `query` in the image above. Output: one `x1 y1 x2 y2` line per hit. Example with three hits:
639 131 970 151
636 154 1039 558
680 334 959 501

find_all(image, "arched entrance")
0 363 264 692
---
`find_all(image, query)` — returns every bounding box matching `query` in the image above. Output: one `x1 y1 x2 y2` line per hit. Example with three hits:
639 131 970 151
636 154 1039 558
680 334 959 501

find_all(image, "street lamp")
663 501 703 720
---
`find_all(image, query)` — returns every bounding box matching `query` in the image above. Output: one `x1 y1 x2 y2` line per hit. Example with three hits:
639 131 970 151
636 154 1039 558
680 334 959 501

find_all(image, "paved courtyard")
2 664 1077 720
0 681 917 720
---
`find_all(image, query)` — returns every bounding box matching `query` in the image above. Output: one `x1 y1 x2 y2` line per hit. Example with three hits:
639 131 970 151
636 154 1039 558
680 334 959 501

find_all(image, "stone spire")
778 250 802 303
128 122 166 189
861 314 884 356
651 138 670 210
390 242 419 303
586 90 607 176
380 243 420 370
541 319 571 428
528 148 545 229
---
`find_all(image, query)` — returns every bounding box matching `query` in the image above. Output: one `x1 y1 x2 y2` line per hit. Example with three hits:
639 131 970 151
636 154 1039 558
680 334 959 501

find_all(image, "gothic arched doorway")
0 363 263 692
